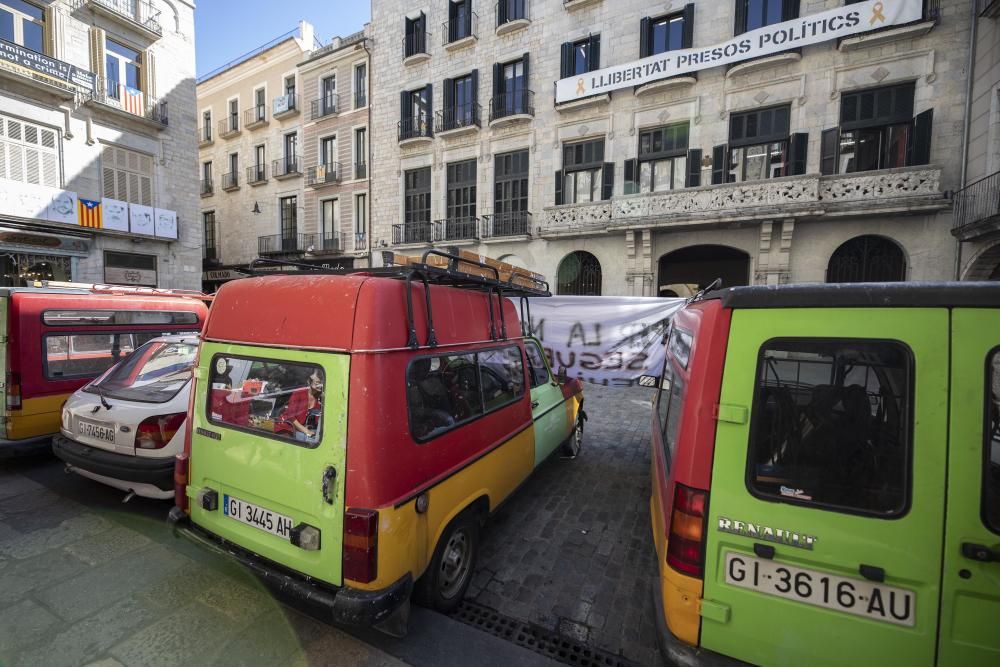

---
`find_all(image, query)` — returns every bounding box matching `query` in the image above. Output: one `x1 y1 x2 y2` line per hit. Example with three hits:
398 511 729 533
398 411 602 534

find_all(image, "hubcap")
439 528 471 599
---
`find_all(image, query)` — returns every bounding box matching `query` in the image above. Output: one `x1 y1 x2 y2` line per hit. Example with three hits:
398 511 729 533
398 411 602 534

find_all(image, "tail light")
666 482 708 578
174 452 189 513
135 413 186 449
6 371 21 410
343 508 378 583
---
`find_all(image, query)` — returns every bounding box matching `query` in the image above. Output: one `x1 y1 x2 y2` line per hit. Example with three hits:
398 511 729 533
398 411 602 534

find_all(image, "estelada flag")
79 198 102 228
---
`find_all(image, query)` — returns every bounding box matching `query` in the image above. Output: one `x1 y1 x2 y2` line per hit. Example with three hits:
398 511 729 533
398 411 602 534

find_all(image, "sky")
194 0 372 79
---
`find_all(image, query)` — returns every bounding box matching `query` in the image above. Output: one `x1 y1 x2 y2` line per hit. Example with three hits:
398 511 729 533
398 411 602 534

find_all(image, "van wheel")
414 511 480 613
561 415 584 459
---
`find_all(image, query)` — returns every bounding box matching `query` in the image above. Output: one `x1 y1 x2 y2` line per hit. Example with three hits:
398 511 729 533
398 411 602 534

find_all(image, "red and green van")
648 283 1000 667
169 254 584 634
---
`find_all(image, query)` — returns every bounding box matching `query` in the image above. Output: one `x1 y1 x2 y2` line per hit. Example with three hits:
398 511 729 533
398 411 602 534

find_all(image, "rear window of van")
746 339 912 518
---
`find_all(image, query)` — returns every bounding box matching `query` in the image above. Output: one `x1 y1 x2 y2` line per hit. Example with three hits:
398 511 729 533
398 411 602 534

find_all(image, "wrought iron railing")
442 12 478 44
199 125 212 143
436 217 479 241
953 170 1000 236
200 178 213 196
203 245 219 262
311 93 339 119
246 164 267 184
352 232 368 252
218 116 239 136
489 90 534 122
392 222 433 244
354 162 368 180
402 30 428 60
301 232 342 253
306 163 341 187
221 172 239 190
398 117 432 142
496 0 528 25
272 93 298 116
435 103 481 133
86 77 167 125
272 157 301 178
258 233 307 255
482 211 532 238
244 105 267 126
76 0 162 36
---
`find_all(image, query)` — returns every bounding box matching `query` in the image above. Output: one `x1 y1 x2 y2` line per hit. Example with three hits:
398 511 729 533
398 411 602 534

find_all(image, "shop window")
0 113 59 188
102 145 153 206
747 339 912 517
207 355 326 447
104 251 157 287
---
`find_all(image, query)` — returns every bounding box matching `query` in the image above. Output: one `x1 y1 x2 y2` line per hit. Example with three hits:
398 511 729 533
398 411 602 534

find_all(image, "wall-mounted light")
251 201 261 215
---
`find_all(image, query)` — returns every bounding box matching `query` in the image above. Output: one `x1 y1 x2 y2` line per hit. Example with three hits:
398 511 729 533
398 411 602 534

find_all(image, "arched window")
827 236 905 283
557 251 602 295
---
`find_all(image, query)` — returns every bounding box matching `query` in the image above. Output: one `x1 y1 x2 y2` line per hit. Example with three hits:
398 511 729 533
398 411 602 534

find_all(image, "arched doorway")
963 243 1000 281
657 245 751 295
827 235 905 283
557 251 602 295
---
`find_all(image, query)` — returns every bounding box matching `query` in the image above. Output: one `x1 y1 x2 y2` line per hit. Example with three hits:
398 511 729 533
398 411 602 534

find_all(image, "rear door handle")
321 466 337 505
962 542 1000 563
531 401 539 409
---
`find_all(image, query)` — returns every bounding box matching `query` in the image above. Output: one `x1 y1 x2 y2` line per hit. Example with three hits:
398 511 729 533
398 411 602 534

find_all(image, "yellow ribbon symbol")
870 1 886 24
576 78 585 96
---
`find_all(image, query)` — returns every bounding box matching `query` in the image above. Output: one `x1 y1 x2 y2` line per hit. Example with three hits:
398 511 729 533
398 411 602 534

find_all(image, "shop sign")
0 38 96 93
0 225 90 256
105 265 157 286
203 269 248 282
555 0 924 103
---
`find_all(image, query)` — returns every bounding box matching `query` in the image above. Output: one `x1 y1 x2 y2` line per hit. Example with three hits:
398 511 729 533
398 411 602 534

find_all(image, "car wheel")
561 415 583 458
414 510 480 613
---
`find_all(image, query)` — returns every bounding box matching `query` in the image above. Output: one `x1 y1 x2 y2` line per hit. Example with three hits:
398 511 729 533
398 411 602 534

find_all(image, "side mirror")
637 375 661 388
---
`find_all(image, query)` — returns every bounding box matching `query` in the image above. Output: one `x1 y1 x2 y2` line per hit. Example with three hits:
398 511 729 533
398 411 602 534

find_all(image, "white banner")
523 296 685 387
555 0 923 103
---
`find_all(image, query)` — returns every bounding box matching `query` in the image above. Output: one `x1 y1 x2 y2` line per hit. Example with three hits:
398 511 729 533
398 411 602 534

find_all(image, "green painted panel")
938 309 1000 667
700 308 947 667
188 342 348 586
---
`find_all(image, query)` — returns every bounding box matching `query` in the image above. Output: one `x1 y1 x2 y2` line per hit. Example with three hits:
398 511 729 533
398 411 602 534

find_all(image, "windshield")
86 340 197 403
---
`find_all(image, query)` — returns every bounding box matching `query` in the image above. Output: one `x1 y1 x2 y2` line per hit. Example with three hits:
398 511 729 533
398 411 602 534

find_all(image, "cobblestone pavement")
467 385 661 666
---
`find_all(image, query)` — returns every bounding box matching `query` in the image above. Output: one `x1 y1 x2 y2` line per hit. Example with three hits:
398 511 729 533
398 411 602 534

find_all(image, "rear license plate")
723 552 915 627
78 420 116 443
223 494 294 541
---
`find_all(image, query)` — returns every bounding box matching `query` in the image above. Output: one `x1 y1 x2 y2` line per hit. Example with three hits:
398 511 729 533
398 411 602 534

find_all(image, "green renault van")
648 282 1000 667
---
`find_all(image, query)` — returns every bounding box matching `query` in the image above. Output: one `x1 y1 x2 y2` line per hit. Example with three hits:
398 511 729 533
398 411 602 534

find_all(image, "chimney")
298 20 315 48
331 36 342 49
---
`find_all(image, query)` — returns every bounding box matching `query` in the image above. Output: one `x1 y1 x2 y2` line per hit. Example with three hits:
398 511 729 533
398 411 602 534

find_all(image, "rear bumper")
652 587 747 667
167 507 412 629
52 435 174 491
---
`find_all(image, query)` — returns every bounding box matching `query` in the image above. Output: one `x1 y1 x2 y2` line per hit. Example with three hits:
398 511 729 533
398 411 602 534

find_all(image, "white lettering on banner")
520 296 685 387
554 0 923 103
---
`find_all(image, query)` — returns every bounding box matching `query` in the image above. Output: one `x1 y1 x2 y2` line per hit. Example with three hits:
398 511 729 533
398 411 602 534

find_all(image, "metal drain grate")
453 600 641 667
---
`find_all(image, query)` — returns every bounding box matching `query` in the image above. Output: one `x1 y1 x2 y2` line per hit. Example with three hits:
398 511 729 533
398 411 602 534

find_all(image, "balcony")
541 166 946 237
482 211 532 239
495 0 530 35
489 90 534 127
435 103 481 137
442 12 477 50
435 217 480 242
310 94 340 120
246 164 267 186
258 233 308 255
244 105 268 129
398 117 433 146
306 163 342 188
272 157 301 180
392 222 434 245
563 0 601 10
402 31 429 64
351 233 368 253
354 162 368 180
74 0 162 39
272 93 299 119
221 172 239 192
84 77 167 129
218 116 239 139
198 125 213 147
952 170 1000 241
200 178 213 198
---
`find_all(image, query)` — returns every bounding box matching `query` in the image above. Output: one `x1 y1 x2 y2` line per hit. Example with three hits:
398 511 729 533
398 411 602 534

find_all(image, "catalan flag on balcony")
78 198 102 229
120 84 144 116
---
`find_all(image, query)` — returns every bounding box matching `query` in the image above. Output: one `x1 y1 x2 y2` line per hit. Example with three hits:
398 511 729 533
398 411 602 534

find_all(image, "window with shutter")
834 83 920 173
0 113 60 188
101 144 154 205
633 122 690 193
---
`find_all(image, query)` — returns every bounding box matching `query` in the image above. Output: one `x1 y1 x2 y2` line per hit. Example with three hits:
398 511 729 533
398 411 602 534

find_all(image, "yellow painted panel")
5 394 69 440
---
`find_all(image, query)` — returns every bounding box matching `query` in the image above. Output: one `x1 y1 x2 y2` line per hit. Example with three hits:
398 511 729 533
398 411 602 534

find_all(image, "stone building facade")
370 0 968 296
298 29 372 268
0 0 200 290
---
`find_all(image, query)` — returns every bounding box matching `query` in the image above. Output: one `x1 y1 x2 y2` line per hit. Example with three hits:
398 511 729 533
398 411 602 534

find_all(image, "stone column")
755 219 795 286
624 228 655 296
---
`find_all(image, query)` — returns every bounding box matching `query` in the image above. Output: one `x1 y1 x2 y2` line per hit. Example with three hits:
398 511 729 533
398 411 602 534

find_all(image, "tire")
413 510 480 613
561 415 584 458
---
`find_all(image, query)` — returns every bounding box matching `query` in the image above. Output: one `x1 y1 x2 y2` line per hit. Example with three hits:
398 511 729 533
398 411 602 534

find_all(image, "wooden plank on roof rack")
382 250 546 291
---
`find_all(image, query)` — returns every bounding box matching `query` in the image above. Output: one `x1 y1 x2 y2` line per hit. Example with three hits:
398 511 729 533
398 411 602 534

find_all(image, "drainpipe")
362 33 373 268
955 0 978 280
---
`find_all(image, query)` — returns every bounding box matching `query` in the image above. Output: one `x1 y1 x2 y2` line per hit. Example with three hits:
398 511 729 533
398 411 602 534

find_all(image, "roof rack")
30 281 213 302
247 248 550 349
